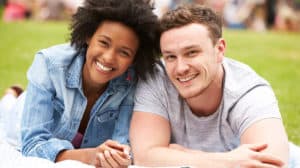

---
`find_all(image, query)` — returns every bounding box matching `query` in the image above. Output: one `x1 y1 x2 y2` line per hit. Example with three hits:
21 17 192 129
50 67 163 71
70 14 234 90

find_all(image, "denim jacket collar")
65 52 136 94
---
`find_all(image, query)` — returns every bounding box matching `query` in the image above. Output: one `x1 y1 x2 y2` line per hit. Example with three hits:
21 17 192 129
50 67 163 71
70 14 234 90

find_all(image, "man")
130 4 290 168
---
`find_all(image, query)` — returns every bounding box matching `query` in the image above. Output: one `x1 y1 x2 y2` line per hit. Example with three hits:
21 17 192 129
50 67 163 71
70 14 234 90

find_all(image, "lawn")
0 20 69 93
224 29 300 145
0 19 300 145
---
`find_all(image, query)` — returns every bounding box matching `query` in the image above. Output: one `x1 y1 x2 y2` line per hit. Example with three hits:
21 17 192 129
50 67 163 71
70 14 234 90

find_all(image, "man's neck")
186 66 224 117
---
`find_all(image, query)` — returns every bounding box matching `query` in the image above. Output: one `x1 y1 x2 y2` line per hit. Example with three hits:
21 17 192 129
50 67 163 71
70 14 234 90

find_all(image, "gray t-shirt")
134 58 281 152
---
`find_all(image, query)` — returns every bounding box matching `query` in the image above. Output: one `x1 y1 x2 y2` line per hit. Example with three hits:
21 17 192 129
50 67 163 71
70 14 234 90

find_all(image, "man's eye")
164 55 176 61
187 50 198 57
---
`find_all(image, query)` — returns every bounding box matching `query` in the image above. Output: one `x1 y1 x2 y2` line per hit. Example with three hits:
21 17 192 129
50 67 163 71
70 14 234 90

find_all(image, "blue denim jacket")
21 43 136 161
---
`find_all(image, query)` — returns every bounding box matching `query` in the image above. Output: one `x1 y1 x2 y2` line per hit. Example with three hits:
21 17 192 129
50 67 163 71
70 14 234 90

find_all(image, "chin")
179 91 198 99
178 86 205 99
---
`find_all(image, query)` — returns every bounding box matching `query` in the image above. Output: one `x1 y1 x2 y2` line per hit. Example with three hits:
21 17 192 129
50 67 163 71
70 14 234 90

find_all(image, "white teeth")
96 61 113 71
178 75 197 82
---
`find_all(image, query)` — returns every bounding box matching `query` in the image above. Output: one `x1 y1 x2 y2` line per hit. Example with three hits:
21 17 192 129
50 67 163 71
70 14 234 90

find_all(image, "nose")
176 57 189 75
102 49 116 64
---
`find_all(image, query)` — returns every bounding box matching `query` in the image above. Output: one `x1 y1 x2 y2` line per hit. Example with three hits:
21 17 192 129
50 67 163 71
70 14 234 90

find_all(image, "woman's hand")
56 140 131 167
95 140 131 168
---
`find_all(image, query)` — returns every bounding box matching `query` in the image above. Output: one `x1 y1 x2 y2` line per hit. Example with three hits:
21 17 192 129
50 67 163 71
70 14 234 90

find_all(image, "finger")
248 143 268 152
121 144 130 155
110 150 132 166
98 153 113 168
251 161 282 168
104 150 120 168
105 140 124 151
253 153 284 167
97 142 122 154
94 155 102 168
96 142 110 153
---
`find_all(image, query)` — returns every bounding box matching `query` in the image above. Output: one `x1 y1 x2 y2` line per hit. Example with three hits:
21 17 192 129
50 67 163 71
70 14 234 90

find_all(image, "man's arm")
234 85 289 167
130 112 284 167
240 118 289 167
130 111 215 167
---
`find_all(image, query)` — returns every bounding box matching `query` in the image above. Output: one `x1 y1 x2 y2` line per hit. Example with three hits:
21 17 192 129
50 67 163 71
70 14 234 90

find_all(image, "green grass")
0 20 68 93
224 29 300 144
0 20 299 145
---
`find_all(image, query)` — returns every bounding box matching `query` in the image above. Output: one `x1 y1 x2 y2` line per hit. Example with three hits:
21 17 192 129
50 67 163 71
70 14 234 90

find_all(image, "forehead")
94 21 138 40
93 20 139 48
160 23 212 51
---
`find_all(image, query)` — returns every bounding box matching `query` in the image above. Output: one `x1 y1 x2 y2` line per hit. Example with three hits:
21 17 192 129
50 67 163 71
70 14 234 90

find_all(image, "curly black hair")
70 0 161 80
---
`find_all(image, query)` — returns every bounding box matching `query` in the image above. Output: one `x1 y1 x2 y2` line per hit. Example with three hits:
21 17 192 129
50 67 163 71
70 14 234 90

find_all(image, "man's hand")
225 144 284 168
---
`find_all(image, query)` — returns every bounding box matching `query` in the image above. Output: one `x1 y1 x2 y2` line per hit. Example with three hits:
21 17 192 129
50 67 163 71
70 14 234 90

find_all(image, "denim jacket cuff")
31 138 74 162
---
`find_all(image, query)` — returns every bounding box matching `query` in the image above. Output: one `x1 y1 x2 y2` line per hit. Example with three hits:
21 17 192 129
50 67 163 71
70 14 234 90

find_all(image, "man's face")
160 23 225 99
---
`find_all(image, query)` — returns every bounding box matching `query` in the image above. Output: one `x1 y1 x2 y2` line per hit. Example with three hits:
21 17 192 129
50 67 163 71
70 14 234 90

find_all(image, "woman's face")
83 20 139 89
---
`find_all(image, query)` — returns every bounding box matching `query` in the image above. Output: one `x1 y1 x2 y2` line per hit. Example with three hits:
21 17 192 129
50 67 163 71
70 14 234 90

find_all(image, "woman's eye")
120 50 130 58
99 40 109 47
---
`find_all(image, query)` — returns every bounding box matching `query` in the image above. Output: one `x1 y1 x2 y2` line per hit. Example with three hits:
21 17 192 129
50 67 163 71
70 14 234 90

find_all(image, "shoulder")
223 58 270 99
136 61 176 95
27 43 83 88
36 43 80 69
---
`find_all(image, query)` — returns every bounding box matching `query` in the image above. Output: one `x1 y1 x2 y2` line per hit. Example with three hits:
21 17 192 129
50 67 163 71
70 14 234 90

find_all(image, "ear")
215 38 226 63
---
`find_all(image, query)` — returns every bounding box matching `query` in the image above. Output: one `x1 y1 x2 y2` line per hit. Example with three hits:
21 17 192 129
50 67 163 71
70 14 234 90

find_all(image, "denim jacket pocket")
96 109 119 123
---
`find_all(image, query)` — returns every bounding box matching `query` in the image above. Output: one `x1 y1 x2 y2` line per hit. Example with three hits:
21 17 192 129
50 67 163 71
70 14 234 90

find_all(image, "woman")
21 0 160 167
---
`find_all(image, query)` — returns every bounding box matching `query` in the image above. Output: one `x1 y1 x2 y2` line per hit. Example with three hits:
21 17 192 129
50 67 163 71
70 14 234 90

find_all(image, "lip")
177 74 198 83
95 61 115 73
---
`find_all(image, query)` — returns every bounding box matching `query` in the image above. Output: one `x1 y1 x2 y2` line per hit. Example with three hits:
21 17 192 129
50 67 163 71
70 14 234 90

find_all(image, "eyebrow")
98 35 135 55
183 45 199 50
161 44 200 55
161 50 173 55
121 46 135 56
97 35 112 43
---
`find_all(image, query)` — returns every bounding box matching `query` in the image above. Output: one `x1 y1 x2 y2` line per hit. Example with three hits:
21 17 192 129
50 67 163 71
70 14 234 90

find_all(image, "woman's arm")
56 140 131 167
21 53 74 161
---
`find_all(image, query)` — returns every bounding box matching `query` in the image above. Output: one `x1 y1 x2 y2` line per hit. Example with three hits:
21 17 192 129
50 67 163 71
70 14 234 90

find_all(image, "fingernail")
124 149 129 155
128 153 132 160
98 153 104 159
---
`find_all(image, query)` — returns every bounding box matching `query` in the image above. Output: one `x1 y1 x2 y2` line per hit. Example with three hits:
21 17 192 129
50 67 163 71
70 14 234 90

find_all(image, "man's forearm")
133 146 229 168
133 144 284 168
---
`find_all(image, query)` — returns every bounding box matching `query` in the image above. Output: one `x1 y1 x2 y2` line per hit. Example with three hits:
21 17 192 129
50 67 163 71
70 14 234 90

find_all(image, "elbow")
132 147 156 166
132 152 149 166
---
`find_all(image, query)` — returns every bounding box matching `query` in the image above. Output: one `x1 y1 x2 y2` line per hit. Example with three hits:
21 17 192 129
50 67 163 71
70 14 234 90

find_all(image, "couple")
3 0 298 167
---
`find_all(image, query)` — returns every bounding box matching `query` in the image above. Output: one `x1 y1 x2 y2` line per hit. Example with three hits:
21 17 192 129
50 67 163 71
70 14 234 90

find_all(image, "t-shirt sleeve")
133 73 169 120
229 85 282 138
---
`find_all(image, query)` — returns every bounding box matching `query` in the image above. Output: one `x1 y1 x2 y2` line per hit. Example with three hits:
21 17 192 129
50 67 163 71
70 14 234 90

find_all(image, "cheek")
164 63 171 72
120 59 134 70
85 47 96 61
165 65 175 79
